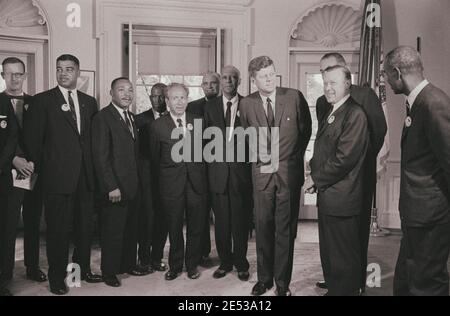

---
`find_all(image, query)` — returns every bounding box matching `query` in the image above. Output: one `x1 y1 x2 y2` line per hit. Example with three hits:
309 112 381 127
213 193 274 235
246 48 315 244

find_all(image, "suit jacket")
316 85 387 156
203 95 252 194
187 96 218 117
240 87 312 192
399 84 450 226
92 104 139 200
24 87 98 194
0 98 18 195
310 97 369 217
149 112 207 198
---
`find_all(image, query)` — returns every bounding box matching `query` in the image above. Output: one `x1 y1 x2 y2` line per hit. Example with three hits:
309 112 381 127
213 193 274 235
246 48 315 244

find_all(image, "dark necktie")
266 97 275 127
177 118 183 128
225 101 232 127
123 110 134 138
11 98 24 128
406 101 411 117
68 90 78 124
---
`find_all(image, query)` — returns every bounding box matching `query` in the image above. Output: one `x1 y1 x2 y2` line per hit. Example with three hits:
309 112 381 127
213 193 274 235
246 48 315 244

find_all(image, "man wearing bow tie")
149 83 207 281
385 46 450 296
0 57 47 296
93 77 150 288
24 54 101 295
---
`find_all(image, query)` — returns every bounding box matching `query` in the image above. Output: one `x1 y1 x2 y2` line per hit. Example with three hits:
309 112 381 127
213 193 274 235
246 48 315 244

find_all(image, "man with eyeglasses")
24 54 102 295
0 57 47 296
135 83 169 273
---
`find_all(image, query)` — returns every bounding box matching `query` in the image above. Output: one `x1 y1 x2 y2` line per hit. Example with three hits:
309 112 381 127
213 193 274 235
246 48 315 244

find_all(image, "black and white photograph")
0 0 449 300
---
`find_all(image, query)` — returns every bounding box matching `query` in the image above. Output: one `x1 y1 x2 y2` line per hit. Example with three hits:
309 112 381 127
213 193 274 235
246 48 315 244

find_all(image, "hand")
304 176 317 194
109 189 122 203
12 157 34 178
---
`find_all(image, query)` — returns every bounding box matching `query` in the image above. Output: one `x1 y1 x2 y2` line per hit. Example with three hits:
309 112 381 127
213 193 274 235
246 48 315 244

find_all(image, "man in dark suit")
93 77 150 288
150 83 207 281
0 58 47 295
187 72 220 263
23 54 102 295
384 46 450 296
135 83 169 273
204 66 252 281
0 87 18 297
305 65 369 296
314 53 387 292
240 56 312 296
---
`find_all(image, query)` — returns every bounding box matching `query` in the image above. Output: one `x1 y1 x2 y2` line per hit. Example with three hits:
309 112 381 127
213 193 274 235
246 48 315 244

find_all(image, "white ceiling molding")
290 2 361 48
0 0 48 36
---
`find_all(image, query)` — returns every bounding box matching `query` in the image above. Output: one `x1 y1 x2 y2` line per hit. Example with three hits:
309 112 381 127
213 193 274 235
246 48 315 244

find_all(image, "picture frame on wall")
249 75 282 94
77 70 96 97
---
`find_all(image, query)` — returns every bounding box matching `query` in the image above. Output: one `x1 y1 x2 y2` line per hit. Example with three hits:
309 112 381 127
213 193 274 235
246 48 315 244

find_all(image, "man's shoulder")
420 84 450 108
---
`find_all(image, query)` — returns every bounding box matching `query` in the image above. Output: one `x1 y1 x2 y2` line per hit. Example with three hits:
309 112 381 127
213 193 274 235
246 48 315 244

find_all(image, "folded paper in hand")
12 169 38 191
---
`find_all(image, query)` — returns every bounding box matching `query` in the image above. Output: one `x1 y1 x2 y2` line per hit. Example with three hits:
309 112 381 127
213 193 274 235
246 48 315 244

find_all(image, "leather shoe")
187 269 201 280
165 270 181 281
104 275 121 287
152 261 168 272
276 287 292 296
26 268 47 283
50 283 68 295
213 267 232 279
81 272 103 283
199 255 212 268
251 281 273 296
128 266 151 276
0 288 12 296
316 280 328 289
238 271 250 281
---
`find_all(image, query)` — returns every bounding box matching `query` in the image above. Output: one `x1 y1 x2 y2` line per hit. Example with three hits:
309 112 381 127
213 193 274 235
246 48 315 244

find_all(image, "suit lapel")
54 87 79 135
274 88 286 127
316 98 350 139
77 92 87 136
213 98 226 131
252 95 268 128
401 87 425 146
107 104 134 140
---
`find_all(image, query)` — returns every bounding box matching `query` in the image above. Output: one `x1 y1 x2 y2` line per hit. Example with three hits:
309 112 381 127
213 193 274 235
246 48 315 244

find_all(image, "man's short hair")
323 65 352 82
385 46 424 75
57 54 80 68
165 82 189 97
2 57 26 71
111 77 131 89
321 53 347 66
202 71 221 83
151 83 168 95
248 56 274 78
222 65 241 79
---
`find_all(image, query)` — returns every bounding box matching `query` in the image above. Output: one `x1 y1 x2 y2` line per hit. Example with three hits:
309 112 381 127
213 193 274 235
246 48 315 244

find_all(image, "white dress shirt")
112 103 135 138
328 94 351 119
58 86 81 133
407 79 429 110
170 112 187 135
260 91 276 119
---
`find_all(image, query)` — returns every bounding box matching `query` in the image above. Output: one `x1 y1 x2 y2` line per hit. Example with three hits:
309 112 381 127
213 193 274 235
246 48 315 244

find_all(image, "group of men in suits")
0 45 448 296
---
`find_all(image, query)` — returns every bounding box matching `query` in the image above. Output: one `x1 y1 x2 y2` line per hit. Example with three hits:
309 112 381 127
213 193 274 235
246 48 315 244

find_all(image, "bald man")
385 46 450 296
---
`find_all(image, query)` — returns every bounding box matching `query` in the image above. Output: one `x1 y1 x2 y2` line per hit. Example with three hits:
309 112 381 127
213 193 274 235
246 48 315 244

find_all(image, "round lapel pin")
61 104 70 112
187 123 194 131
24 104 29 111
328 115 335 125
0 120 7 129
405 117 412 128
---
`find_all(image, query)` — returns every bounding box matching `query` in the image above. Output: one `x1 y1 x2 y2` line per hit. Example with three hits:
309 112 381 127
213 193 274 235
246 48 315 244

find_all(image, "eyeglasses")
3 72 26 79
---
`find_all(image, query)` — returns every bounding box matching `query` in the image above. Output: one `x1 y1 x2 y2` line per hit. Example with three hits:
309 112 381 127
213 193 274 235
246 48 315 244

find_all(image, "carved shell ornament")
291 4 361 48
0 0 47 28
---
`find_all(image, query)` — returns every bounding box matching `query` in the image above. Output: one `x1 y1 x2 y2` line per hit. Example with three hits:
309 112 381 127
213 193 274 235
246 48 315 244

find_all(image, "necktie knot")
406 101 411 116
177 118 183 128
227 101 232 109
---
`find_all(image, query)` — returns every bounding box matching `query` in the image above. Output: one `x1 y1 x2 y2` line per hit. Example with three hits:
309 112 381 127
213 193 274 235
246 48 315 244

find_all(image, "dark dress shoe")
165 270 181 281
81 272 103 283
0 288 12 296
26 268 48 283
104 275 121 287
128 266 151 276
213 267 232 279
199 255 212 268
251 281 273 296
187 269 201 280
238 271 250 281
276 287 292 296
152 261 168 272
50 283 68 295
316 281 328 289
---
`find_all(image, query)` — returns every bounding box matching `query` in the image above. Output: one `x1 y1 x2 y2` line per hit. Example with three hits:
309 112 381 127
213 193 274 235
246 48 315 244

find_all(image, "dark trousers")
162 180 207 272
45 169 94 285
393 221 450 296
212 187 251 272
137 183 154 266
253 174 299 290
150 201 168 265
318 212 361 296
100 196 140 276
0 182 43 282
201 195 212 257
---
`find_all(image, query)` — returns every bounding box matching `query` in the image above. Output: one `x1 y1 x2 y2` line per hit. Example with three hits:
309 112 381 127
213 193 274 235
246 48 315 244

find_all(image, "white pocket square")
0 115 7 119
